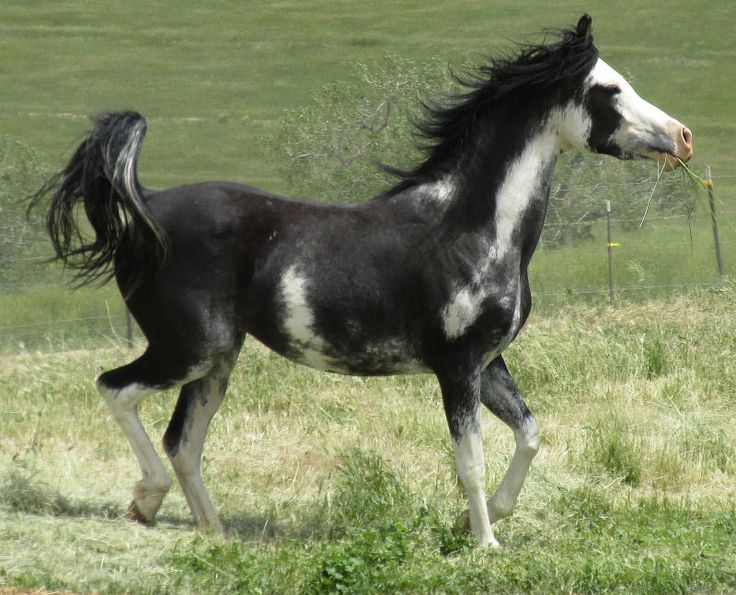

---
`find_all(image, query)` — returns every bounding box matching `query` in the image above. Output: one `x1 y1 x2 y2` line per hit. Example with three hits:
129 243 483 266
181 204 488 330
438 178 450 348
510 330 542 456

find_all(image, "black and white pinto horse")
32 15 692 547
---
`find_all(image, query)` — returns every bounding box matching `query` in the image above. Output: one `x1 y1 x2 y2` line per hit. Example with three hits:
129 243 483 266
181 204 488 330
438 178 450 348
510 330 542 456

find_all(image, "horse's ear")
576 14 593 40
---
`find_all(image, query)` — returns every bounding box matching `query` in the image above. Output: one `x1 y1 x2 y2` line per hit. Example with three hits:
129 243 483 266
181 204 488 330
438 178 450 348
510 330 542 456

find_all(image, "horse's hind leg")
97 349 212 524
162 345 242 533
480 356 540 525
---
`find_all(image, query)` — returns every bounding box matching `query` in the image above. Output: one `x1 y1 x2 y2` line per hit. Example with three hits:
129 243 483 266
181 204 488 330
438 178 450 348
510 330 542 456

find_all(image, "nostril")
682 127 693 147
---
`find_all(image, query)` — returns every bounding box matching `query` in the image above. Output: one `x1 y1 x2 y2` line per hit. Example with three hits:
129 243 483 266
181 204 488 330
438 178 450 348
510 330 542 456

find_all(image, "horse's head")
561 15 693 171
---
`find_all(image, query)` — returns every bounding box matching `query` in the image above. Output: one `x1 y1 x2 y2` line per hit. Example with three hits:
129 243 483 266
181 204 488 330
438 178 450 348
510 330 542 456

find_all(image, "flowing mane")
386 19 599 192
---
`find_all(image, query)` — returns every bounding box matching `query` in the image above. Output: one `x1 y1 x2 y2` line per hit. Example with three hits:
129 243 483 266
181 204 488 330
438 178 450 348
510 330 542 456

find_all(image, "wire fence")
0 170 733 352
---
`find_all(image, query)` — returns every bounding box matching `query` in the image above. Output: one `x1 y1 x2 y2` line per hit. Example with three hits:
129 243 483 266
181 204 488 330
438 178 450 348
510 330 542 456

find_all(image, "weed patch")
582 418 643 486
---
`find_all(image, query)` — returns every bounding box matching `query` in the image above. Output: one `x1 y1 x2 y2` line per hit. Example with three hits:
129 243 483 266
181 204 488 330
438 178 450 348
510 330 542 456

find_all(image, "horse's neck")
421 122 560 267
485 127 559 264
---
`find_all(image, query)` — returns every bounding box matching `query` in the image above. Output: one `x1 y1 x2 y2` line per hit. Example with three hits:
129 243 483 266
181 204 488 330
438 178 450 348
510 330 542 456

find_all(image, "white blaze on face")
588 58 677 154
280 265 332 370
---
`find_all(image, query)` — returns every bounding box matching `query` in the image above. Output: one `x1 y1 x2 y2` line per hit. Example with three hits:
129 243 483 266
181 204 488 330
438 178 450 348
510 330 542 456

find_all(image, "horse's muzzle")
656 123 693 171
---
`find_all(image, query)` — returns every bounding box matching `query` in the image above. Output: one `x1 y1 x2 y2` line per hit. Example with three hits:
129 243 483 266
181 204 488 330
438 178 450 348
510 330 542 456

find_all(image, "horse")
30 15 692 547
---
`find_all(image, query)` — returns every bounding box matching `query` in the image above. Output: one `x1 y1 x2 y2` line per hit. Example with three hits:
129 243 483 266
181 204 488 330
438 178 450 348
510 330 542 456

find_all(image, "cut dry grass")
1 286 735 592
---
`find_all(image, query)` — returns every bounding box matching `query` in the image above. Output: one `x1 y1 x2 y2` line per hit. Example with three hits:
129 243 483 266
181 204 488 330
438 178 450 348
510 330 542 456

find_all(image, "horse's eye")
605 84 622 95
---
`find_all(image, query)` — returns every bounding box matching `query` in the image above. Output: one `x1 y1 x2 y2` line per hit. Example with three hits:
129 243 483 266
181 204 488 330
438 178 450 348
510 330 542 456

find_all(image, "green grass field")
2 0 735 192
2 0 735 344
1 289 734 593
1 2 735 592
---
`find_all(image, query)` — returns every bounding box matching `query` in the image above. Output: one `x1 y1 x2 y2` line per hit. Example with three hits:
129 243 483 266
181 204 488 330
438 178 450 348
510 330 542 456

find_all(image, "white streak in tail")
111 116 168 252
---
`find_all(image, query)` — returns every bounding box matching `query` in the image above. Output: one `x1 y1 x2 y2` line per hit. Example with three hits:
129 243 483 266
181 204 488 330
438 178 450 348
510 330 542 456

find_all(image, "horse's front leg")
437 365 498 547
480 356 540 525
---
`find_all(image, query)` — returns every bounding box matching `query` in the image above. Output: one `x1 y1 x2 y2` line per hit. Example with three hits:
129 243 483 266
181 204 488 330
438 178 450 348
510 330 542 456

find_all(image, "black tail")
28 111 169 287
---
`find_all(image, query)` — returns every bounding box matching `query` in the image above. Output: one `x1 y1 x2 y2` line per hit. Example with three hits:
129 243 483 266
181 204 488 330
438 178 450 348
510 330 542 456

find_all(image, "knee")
516 417 540 456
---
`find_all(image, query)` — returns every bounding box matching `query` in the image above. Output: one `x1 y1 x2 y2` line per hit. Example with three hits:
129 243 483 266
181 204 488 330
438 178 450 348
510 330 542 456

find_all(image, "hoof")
452 509 501 548
197 521 226 537
128 500 154 525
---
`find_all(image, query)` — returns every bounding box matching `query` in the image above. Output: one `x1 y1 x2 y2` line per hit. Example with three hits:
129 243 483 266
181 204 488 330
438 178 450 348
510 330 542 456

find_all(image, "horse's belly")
283 337 427 376
273 264 427 376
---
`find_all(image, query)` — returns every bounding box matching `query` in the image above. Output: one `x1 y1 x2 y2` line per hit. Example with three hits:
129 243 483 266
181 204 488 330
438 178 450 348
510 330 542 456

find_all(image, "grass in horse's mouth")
677 157 705 187
638 158 667 226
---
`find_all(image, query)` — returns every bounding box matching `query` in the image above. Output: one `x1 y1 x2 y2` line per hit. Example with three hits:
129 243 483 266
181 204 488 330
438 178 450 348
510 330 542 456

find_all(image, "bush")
0 135 57 288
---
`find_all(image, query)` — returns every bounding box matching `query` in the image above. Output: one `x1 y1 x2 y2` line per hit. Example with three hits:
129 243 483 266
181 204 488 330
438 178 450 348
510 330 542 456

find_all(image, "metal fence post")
606 200 618 305
704 166 725 280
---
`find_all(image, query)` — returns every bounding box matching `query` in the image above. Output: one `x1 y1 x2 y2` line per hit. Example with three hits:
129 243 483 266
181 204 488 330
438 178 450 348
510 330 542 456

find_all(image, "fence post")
606 200 617 305
704 166 725 280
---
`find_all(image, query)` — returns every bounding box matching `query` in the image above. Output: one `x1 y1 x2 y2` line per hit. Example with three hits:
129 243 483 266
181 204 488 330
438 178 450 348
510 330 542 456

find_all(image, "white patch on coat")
494 130 559 259
432 176 456 202
280 265 334 370
418 175 456 206
281 266 315 343
443 287 484 340
442 130 557 340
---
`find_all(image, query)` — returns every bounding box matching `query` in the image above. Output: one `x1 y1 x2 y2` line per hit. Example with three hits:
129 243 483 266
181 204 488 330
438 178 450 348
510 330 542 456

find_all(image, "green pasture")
1 289 734 593
1 0 734 193
0 0 736 345
1 3 736 592
1 0 735 349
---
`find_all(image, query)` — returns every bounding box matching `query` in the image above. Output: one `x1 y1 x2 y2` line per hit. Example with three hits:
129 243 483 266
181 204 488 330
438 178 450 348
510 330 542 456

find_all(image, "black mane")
386 17 599 192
